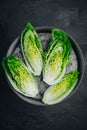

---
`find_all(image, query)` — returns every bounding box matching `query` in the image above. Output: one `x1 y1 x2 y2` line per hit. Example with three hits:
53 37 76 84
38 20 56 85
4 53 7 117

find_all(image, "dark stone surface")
0 0 87 129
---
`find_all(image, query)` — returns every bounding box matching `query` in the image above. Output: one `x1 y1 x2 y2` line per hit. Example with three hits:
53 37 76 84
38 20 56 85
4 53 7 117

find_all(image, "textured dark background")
0 0 87 130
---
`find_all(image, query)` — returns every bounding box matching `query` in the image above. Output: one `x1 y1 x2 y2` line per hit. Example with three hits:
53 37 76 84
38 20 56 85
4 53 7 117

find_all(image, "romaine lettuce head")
2 56 39 97
42 70 78 105
43 29 72 85
21 23 43 76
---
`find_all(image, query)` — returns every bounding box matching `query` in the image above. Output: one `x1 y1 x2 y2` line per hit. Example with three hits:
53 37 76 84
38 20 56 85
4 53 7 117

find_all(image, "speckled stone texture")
0 0 87 130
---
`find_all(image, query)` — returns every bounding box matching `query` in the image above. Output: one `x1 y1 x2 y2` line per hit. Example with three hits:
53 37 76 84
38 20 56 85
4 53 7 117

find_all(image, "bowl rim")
6 26 85 106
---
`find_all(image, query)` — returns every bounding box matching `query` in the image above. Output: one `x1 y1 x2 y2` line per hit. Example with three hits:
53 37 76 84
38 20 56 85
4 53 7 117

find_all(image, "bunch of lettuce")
2 23 78 104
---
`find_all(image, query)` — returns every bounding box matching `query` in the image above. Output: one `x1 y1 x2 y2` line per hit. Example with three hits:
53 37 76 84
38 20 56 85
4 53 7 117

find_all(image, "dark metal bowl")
6 27 85 106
